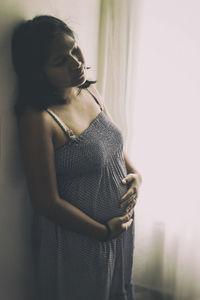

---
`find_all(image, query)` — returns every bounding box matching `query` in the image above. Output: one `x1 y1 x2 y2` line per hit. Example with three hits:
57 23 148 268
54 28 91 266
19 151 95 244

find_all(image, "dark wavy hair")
11 15 96 119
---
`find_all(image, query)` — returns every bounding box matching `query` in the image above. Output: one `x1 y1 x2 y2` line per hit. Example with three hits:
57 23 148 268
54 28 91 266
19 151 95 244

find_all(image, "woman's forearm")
123 151 142 185
38 197 107 241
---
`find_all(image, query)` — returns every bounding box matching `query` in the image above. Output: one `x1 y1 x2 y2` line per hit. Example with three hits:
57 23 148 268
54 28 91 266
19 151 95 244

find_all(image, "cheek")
46 68 71 85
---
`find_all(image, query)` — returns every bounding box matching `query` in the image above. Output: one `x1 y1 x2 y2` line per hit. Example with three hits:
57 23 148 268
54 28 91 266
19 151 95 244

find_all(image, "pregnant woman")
11 15 142 300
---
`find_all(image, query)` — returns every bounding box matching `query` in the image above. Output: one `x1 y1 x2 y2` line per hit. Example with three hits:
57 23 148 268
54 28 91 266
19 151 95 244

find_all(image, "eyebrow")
52 41 76 62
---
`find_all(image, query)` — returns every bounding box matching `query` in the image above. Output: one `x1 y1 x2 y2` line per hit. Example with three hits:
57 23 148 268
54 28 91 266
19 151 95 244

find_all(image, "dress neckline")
54 110 104 152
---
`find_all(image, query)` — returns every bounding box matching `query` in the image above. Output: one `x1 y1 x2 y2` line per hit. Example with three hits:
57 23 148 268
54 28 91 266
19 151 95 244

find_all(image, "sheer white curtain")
97 0 200 299
97 0 137 150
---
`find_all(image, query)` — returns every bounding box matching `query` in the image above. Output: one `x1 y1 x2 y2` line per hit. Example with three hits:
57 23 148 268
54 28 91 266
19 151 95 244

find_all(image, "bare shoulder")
18 107 55 149
18 107 59 215
87 84 105 110
19 107 52 136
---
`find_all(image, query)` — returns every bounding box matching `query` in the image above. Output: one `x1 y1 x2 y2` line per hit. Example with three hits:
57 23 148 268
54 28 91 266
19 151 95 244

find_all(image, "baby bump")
59 170 130 223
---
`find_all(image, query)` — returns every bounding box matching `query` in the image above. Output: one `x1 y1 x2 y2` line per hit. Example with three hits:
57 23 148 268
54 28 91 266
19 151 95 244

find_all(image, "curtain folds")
97 0 136 152
97 1 200 299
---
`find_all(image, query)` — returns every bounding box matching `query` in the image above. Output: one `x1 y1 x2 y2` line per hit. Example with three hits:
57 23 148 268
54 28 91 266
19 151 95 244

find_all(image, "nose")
70 56 82 71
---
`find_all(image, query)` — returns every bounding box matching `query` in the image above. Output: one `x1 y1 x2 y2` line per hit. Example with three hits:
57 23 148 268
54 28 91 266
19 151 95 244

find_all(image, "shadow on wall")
145 222 165 288
134 222 165 291
134 219 180 299
0 4 37 300
0 2 25 111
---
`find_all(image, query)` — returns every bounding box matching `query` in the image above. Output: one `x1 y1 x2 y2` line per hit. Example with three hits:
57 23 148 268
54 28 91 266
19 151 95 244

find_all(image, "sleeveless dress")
31 88 135 300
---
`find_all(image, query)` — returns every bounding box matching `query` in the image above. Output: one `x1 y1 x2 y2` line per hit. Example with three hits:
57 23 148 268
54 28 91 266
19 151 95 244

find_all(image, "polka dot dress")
31 89 135 300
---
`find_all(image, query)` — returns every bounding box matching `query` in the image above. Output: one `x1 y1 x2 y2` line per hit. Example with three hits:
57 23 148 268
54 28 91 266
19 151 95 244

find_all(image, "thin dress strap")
46 89 102 140
86 88 103 111
46 108 77 139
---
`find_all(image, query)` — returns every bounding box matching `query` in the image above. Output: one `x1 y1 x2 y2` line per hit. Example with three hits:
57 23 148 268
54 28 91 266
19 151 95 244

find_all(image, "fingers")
120 189 138 213
122 218 133 230
126 199 136 213
120 187 137 207
121 212 134 231
121 212 132 223
121 173 137 184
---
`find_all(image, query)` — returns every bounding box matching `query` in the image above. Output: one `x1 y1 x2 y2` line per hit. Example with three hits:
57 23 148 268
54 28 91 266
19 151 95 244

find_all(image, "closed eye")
54 46 81 66
55 56 68 66
72 47 79 54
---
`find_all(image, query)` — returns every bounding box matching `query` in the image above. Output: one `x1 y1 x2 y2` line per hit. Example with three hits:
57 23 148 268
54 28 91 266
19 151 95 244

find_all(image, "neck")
59 86 81 102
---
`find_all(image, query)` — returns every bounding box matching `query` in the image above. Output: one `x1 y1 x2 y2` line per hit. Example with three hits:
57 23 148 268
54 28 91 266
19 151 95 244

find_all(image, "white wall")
131 0 200 296
0 1 100 299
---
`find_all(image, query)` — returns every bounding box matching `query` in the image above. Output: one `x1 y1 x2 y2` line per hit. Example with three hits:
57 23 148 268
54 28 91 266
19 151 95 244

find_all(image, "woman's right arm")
19 109 108 241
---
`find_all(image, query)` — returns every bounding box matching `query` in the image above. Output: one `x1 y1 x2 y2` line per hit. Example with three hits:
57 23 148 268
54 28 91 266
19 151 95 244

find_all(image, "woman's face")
43 32 86 90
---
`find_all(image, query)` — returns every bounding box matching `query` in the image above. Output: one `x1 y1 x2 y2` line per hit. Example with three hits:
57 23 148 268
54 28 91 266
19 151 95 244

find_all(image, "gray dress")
31 88 135 300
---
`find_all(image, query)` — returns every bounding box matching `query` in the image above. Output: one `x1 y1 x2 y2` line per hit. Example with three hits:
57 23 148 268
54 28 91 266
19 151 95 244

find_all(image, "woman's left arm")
88 85 142 211
120 150 142 211
122 150 142 186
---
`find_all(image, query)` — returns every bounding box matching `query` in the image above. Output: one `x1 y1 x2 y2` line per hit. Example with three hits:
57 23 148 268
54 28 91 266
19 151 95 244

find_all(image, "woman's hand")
105 212 133 240
120 173 142 213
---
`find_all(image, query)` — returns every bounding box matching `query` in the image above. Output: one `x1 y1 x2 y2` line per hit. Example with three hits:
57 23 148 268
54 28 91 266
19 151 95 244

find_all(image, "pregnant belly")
59 172 132 223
